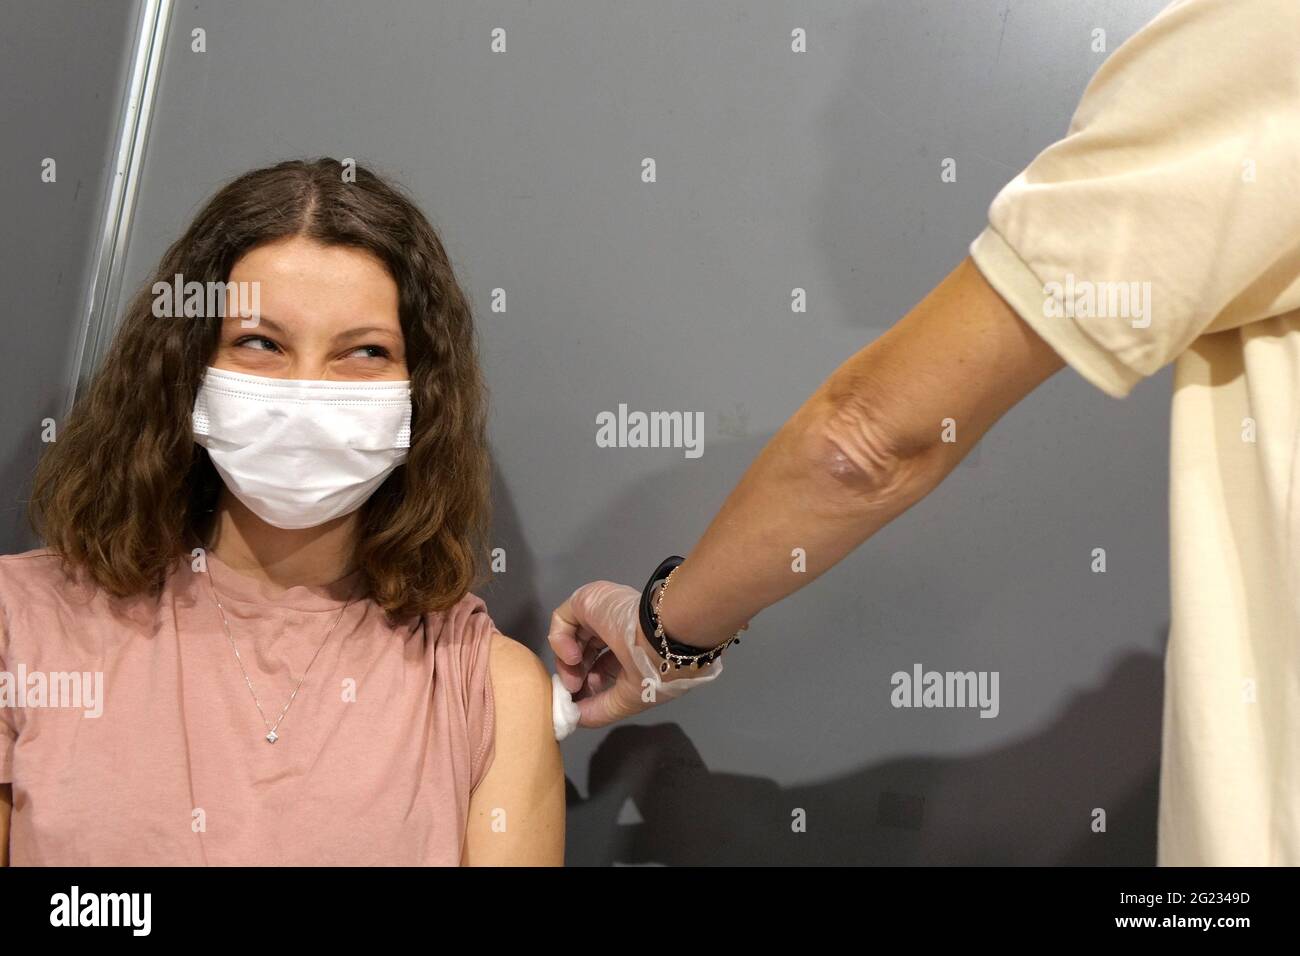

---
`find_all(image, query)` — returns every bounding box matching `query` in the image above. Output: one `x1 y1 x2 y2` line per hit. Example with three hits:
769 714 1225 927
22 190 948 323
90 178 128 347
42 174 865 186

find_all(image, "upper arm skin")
461 632 565 866
810 255 1065 490
1 783 11 866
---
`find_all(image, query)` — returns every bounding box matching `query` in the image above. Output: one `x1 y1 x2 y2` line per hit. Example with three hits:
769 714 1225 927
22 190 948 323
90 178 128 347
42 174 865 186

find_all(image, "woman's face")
213 236 408 381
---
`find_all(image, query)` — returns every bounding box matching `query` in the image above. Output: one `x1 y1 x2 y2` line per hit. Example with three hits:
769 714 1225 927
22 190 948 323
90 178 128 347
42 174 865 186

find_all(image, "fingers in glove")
585 649 625 695
548 603 586 666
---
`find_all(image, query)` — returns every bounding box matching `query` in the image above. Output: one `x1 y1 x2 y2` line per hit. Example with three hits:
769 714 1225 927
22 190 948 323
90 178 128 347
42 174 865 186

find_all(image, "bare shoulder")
464 631 564 865
487 631 551 697
486 632 555 748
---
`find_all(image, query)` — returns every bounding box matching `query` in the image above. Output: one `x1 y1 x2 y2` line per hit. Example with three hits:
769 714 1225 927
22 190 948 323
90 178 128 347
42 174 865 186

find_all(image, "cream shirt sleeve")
969 0 1300 398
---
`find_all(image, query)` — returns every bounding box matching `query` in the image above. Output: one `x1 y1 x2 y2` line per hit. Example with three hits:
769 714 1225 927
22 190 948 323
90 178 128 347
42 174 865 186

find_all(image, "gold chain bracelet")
650 565 747 674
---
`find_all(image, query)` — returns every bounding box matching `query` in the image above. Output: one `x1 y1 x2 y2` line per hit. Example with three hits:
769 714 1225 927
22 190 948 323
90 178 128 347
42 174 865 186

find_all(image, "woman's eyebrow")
223 314 285 334
335 326 401 342
220 316 397 342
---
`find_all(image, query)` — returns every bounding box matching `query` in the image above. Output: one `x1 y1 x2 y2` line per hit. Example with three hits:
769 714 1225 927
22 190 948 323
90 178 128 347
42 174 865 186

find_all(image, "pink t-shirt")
0 547 497 865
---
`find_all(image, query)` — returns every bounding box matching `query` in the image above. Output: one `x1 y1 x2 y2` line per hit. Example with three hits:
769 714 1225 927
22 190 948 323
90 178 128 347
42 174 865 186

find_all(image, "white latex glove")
548 580 723 739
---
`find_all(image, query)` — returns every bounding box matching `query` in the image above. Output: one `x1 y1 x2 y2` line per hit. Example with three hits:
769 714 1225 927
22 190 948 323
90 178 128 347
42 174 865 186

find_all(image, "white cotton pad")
552 673 581 740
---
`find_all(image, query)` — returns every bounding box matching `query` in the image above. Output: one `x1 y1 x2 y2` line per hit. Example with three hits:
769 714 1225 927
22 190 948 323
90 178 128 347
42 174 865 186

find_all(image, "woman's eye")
233 336 280 353
349 345 391 359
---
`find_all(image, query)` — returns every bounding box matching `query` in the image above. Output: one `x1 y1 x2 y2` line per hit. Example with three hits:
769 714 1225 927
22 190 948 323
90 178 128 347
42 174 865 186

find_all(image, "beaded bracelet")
639 555 746 674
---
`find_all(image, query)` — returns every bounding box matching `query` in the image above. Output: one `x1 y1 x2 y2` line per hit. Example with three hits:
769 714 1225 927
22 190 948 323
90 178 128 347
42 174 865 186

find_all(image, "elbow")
798 390 939 505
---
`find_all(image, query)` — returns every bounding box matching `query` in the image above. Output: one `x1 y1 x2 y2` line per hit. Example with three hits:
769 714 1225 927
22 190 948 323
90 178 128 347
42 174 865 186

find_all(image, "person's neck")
202 491 360 590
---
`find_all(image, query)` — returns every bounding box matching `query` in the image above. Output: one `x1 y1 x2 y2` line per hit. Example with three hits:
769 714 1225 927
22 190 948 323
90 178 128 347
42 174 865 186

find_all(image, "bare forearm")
655 257 1062 650
656 365 952 649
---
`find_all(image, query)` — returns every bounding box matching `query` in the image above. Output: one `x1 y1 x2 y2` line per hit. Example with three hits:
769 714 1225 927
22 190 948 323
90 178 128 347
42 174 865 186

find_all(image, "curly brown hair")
30 157 490 621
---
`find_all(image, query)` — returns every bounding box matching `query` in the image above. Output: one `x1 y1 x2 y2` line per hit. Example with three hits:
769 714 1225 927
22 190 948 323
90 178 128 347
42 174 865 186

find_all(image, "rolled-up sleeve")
970 0 1300 398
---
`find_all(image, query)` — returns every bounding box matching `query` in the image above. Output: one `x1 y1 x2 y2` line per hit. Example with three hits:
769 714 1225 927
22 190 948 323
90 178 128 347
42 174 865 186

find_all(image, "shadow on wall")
0 399 59 554
564 649 1162 866
479 461 547 651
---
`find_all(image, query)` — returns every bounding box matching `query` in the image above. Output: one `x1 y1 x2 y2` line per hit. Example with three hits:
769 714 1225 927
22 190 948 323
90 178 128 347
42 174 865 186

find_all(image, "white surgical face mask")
192 366 413 530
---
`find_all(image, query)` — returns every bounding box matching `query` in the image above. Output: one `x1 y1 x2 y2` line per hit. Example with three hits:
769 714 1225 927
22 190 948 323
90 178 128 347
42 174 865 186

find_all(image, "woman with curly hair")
0 158 564 866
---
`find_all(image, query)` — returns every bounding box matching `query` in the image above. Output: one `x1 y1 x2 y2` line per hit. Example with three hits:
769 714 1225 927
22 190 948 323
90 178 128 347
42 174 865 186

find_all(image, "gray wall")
14 0 1175 863
0 0 143 551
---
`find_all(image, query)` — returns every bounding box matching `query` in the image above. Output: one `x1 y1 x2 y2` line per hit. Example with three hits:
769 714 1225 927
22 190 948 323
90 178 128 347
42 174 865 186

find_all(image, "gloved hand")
548 580 724 739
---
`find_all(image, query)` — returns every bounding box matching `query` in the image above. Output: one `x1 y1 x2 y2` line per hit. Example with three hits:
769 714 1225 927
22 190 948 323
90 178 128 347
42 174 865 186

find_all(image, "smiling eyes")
232 335 391 360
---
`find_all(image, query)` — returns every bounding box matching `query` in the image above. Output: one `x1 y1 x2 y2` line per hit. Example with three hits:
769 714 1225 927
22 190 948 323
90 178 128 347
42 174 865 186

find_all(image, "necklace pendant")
265 730 279 743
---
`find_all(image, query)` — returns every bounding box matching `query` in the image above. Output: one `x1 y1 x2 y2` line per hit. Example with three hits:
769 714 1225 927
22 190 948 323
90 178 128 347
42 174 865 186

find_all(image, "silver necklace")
204 561 356 744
